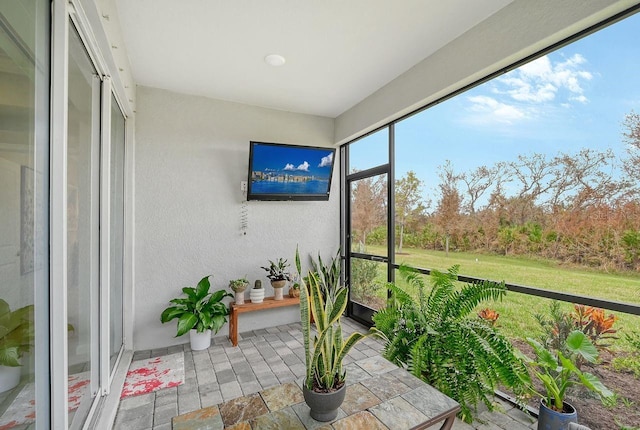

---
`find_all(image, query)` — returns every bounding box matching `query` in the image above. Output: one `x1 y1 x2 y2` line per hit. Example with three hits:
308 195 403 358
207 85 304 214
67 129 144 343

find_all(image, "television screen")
247 141 336 201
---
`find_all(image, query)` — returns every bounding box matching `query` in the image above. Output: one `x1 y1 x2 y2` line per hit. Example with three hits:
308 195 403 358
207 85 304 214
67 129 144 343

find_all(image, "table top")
173 354 460 430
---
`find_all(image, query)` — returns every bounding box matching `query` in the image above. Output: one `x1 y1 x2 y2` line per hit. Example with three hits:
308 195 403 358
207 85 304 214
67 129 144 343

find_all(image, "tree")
351 176 386 249
435 161 462 255
395 171 426 253
460 164 501 214
622 110 640 186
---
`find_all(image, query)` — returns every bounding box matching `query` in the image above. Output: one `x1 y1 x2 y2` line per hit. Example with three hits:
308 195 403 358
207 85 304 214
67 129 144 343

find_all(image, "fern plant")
373 265 529 422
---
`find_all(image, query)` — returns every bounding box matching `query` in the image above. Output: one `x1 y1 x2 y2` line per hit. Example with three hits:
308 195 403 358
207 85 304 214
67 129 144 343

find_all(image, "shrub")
373 265 528 422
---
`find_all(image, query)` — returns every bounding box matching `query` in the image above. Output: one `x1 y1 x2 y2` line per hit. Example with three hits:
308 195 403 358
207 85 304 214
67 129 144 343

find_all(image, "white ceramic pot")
0 365 21 393
271 280 286 300
234 290 245 305
189 329 212 351
250 288 264 303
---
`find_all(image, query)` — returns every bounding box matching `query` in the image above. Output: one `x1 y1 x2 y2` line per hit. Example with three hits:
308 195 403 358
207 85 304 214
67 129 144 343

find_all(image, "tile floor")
113 318 537 430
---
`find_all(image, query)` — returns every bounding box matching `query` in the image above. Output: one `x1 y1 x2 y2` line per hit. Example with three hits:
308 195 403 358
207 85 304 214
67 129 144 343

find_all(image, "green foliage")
373 265 528 422
0 300 34 367
296 246 382 391
535 301 574 352
611 355 640 378
160 275 232 337
523 330 614 411
310 249 342 304
261 258 290 281
622 230 640 265
228 278 249 292
350 258 379 303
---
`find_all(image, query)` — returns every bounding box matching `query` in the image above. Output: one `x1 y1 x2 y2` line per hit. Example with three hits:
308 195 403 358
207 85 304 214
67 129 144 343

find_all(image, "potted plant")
295 247 382 421
229 277 249 305
249 279 264 303
261 258 290 300
160 275 232 351
523 330 614 430
289 282 300 298
0 300 34 392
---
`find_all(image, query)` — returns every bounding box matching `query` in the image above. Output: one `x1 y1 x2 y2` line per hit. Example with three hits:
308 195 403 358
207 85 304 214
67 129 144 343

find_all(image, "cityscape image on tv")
250 144 334 195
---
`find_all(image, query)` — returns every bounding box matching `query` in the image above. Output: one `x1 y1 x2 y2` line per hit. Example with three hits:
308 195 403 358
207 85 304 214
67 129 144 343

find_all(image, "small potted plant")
229 277 249 305
160 275 232 351
295 247 382 421
249 279 264 303
523 330 614 430
0 299 34 392
261 258 290 300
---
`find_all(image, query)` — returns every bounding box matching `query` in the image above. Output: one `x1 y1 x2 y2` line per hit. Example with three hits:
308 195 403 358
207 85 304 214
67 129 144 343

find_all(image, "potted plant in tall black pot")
295 247 382 422
523 330 614 430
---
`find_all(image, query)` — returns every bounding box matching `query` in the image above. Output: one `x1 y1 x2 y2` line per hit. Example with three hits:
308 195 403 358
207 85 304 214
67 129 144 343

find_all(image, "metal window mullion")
99 77 112 395
49 1 69 429
387 124 395 288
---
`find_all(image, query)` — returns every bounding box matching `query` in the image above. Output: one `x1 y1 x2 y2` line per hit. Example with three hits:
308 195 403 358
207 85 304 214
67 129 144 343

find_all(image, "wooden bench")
228 296 300 346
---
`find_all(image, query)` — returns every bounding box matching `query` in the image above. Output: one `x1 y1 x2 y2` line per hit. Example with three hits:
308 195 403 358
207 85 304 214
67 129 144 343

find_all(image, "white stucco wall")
133 86 338 351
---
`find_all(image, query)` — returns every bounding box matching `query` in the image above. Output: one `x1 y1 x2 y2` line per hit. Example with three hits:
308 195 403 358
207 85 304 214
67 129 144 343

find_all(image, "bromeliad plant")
295 247 382 392
372 265 528 422
160 275 232 337
524 330 614 412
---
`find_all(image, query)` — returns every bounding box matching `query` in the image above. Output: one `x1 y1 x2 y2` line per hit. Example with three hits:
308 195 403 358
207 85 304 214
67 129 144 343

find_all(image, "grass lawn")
359 245 640 351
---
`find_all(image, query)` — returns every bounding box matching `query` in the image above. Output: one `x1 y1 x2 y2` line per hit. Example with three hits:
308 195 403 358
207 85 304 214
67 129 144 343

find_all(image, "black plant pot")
302 384 346 422
537 399 578 430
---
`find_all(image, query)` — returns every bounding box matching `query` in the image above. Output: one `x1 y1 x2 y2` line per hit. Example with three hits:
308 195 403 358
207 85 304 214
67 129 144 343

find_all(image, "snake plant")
296 247 382 391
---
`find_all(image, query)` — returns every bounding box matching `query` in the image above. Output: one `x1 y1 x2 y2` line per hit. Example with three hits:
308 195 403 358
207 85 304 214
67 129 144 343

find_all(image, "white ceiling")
115 0 513 118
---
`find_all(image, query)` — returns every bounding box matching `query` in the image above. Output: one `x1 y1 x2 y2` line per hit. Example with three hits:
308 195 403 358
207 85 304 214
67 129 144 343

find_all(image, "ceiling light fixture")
264 54 286 67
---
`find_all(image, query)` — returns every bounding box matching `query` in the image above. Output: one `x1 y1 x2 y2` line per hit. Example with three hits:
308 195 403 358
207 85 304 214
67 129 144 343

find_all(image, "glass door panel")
67 23 100 427
0 1 49 427
349 174 388 255
349 258 387 311
109 95 125 373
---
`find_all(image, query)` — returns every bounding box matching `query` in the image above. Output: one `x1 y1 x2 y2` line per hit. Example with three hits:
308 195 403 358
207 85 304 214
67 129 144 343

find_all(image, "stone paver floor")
113 318 537 430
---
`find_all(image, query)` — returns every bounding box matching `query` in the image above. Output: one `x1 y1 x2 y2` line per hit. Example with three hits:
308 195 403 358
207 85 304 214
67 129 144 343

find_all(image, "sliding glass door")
0 0 50 428
67 22 101 427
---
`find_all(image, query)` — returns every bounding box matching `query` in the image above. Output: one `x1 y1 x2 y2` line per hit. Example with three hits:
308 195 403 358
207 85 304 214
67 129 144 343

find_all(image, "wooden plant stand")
228 296 300 346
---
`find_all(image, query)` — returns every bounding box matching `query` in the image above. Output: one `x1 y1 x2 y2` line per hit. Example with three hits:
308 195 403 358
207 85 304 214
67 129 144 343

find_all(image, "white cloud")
319 153 333 167
498 53 592 104
467 95 526 124
284 161 311 172
462 53 593 127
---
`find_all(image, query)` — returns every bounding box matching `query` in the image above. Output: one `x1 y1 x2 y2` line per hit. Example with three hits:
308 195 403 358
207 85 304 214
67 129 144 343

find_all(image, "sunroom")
1 0 639 429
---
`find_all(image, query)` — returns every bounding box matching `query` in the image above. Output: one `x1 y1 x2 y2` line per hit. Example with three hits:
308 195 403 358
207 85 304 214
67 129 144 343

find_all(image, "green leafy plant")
0 300 34 367
160 275 232 337
535 301 574 352
296 246 382 391
261 258 290 282
350 258 380 303
228 277 249 292
372 265 528 422
523 330 614 412
310 249 341 303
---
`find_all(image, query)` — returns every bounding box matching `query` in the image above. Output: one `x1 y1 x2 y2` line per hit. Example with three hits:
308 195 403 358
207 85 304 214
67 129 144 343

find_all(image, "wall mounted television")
247 141 336 201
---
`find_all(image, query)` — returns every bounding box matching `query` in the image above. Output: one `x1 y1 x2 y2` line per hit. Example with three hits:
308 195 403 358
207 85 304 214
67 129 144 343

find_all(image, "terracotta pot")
303 383 346 422
537 399 577 430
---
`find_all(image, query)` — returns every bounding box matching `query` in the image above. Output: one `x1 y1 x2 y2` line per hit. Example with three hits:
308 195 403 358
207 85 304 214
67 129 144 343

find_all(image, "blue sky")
350 12 640 202
251 143 335 179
